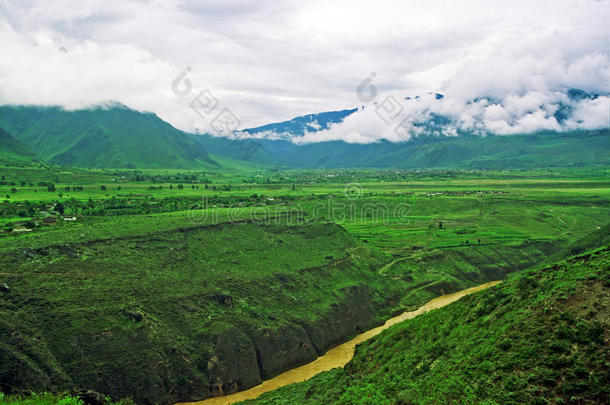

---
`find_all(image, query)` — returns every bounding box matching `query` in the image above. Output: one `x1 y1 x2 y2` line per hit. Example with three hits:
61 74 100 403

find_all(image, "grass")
243 246 610 405
0 167 608 404
0 392 132 405
0 392 83 405
0 211 408 403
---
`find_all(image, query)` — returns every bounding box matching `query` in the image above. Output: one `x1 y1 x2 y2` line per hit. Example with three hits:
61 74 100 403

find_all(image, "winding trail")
179 280 501 405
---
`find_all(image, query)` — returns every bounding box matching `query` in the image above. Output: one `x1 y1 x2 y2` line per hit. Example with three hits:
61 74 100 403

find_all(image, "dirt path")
377 256 409 274
178 280 501 405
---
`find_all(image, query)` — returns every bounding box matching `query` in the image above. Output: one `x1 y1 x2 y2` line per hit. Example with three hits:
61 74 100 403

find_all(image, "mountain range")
0 101 608 170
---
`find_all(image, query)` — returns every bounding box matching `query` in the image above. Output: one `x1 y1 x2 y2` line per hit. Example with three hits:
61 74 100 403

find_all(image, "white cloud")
483 104 509 122
290 89 607 143
566 96 610 130
0 0 608 140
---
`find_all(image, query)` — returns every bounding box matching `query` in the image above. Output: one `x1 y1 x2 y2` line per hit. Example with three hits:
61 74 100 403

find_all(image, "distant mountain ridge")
0 104 218 169
190 129 609 169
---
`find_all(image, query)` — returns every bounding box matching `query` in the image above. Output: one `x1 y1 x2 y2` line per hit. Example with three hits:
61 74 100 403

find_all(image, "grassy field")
1 166 609 404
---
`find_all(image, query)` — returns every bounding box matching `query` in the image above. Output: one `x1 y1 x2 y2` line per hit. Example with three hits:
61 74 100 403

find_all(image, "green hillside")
0 128 38 166
285 130 608 169
0 105 218 169
245 246 610 405
0 209 411 404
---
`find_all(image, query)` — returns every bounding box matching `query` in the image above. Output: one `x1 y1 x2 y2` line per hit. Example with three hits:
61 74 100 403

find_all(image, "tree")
56 201 65 215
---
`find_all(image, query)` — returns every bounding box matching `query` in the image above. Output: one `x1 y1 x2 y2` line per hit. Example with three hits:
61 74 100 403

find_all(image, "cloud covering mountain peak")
241 89 608 144
0 0 608 139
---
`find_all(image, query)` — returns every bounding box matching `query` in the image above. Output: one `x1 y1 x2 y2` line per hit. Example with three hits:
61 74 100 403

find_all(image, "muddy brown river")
180 281 501 405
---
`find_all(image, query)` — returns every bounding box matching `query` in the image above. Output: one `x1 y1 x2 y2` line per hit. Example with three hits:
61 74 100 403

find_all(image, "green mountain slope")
0 128 38 166
280 130 610 169
246 247 610 405
0 104 218 169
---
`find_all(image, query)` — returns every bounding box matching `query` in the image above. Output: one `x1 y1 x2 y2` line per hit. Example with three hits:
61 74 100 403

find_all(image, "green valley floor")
0 167 608 404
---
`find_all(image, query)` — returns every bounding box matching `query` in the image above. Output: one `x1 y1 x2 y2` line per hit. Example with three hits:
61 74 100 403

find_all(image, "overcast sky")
0 0 608 140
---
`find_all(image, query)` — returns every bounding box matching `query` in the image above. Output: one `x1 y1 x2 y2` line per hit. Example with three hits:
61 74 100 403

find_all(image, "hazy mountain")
0 104 218 169
186 133 277 166
242 108 357 138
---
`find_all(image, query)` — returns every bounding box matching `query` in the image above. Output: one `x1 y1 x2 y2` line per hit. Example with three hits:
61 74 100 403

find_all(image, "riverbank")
239 247 610 405
180 281 501 405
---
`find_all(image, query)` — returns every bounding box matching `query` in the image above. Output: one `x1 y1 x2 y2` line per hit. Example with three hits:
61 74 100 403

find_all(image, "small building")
11 227 31 233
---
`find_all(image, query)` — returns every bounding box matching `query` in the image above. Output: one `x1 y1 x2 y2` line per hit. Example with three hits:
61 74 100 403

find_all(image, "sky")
0 0 608 142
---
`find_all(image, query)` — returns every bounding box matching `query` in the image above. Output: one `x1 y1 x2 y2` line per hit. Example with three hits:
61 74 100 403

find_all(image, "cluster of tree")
239 169 499 185
147 184 201 191
129 172 212 183
0 194 299 221
0 179 36 186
